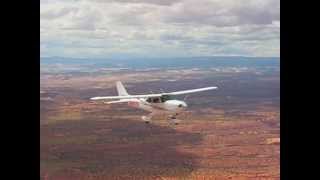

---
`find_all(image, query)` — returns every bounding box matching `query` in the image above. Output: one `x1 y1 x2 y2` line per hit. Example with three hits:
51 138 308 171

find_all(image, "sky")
40 0 280 58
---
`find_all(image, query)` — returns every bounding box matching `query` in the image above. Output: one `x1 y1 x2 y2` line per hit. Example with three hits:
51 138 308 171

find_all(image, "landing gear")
169 114 181 125
141 113 181 125
142 115 151 124
170 119 180 125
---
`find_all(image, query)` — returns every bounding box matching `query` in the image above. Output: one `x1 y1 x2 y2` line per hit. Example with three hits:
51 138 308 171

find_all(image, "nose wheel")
169 114 181 125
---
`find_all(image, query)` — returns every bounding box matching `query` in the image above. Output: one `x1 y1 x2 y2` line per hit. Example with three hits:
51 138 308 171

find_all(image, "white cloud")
40 0 280 58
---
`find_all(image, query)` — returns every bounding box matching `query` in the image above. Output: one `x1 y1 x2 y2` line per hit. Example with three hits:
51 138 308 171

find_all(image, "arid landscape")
40 58 280 179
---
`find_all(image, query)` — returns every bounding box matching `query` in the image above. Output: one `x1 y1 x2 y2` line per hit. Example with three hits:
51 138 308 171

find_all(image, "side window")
153 98 160 103
146 98 151 103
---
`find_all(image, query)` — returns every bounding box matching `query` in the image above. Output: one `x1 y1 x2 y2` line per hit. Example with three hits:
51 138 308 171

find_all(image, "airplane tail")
116 81 129 96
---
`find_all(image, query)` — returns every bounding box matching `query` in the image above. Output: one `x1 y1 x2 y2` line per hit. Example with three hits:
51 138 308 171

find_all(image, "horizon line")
40 55 280 59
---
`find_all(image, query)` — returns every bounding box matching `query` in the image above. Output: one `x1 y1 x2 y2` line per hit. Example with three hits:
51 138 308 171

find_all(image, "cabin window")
153 97 160 103
147 96 171 103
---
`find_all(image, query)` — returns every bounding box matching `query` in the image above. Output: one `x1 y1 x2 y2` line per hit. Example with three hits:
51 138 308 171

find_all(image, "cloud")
92 0 182 6
40 0 280 58
161 0 279 27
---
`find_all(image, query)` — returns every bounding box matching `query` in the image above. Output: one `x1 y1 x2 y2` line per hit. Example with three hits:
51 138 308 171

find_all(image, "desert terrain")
40 59 279 180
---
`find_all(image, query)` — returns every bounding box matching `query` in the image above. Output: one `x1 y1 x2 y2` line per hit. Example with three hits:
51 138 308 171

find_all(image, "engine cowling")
164 100 188 111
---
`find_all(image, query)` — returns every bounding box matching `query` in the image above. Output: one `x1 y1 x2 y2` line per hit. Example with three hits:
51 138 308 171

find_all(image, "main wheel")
142 115 151 124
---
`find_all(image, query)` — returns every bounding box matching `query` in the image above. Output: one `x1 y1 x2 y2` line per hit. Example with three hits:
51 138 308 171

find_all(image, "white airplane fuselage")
127 98 188 114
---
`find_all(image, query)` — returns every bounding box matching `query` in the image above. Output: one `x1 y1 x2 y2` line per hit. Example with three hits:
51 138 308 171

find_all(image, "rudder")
116 81 129 96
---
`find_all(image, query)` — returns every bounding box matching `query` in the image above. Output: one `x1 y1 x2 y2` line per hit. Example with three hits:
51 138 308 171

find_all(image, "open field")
40 65 279 180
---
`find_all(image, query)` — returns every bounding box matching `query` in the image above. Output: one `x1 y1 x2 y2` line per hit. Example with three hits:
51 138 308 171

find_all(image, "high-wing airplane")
90 81 218 124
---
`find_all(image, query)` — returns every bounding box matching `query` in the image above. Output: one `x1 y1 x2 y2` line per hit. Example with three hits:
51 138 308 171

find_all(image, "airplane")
90 81 218 125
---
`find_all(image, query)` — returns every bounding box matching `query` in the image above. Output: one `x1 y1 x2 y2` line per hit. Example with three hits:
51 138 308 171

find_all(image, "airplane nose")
178 102 188 108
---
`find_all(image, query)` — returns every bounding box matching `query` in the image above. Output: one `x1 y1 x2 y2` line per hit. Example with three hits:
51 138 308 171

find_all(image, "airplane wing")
90 94 162 100
163 86 218 95
90 86 217 100
104 99 137 104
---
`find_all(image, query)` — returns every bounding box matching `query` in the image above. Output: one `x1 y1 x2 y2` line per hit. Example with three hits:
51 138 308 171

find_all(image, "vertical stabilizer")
116 81 129 96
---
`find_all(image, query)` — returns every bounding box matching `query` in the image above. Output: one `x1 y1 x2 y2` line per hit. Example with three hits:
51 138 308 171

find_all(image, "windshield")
160 95 172 102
